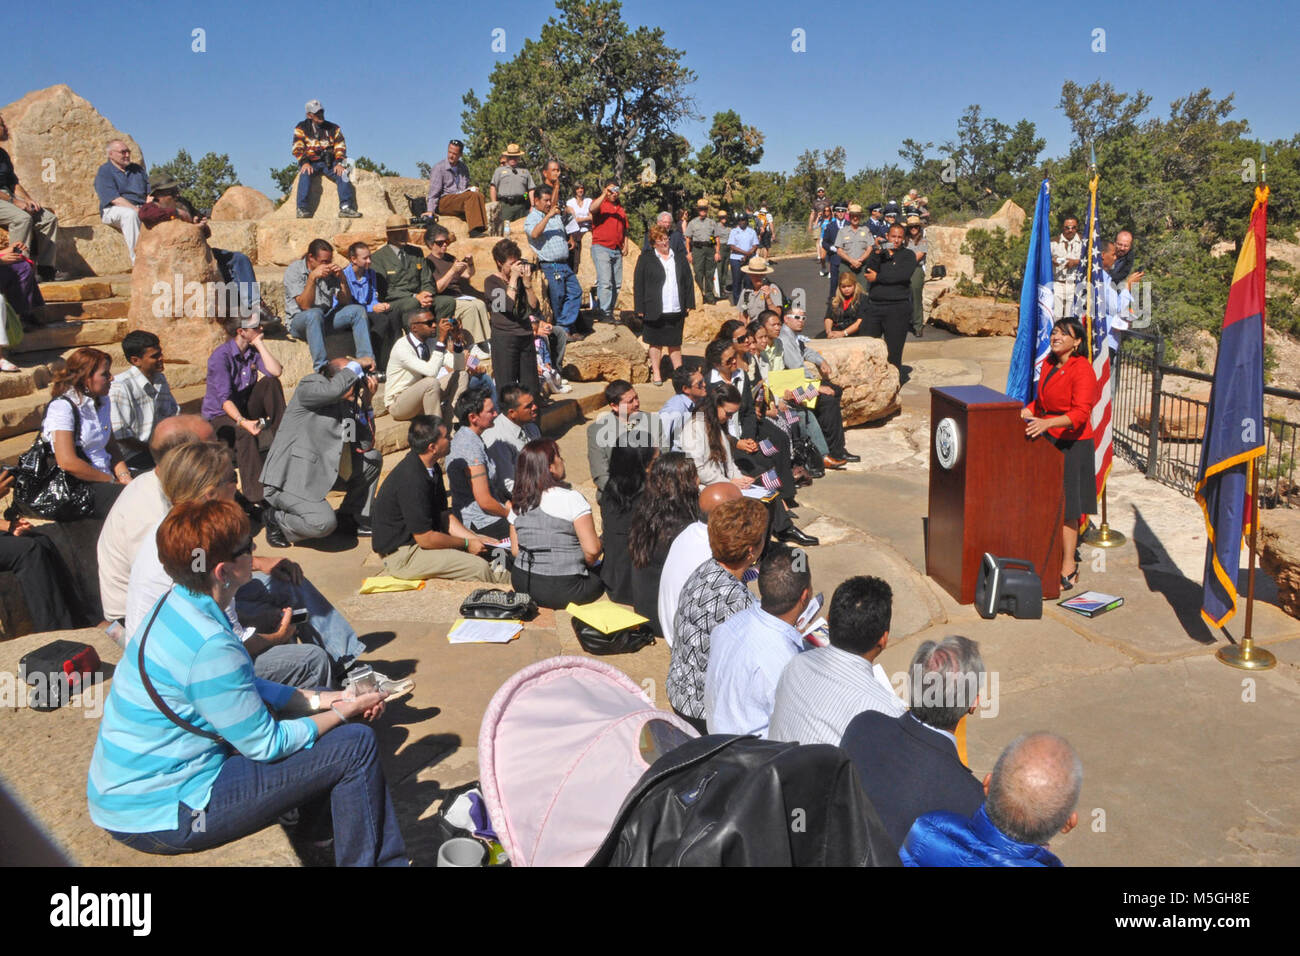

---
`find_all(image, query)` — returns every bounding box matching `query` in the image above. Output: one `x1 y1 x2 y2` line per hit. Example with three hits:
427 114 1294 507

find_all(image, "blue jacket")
899 805 1063 867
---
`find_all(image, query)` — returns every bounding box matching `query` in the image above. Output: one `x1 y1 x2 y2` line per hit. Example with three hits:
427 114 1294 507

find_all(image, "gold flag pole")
1219 149 1276 670
1082 144 1126 548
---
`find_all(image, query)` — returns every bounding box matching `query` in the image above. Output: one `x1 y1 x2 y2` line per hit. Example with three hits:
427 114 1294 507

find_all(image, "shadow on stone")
1133 506 1216 645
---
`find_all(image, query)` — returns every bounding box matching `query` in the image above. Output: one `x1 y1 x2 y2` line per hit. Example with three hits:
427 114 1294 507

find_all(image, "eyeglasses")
232 539 255 559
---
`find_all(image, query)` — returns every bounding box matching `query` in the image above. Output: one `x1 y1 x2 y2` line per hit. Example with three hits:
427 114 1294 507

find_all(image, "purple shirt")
425 158 471 212
202 339 268 419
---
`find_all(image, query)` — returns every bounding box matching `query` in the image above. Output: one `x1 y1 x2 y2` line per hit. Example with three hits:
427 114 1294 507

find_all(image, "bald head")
150 414 216 461
986 732 1083 847
698 481 742 517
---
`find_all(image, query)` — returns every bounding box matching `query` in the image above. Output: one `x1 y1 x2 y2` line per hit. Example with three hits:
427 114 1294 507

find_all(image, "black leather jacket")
588 735 901 867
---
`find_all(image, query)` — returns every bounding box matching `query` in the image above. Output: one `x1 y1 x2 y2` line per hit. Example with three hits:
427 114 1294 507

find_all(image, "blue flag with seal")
1006 180 1054 405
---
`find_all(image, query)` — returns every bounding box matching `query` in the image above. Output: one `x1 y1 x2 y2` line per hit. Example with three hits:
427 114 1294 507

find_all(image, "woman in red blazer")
1021 318 1099 590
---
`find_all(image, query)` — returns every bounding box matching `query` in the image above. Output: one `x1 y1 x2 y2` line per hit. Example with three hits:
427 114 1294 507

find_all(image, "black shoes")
336 513 372 537
776 526 820 547
840 452 861 463
264 511 290 548
37 266 72 282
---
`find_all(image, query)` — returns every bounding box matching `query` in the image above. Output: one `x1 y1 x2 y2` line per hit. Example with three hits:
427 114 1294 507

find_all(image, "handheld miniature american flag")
760 469 781 492
759 438 778 457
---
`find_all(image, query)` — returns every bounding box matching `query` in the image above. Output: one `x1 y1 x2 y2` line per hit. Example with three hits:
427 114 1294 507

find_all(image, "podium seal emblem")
935 417 960 470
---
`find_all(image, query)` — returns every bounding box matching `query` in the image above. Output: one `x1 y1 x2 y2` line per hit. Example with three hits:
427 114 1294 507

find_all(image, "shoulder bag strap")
136 590 228 745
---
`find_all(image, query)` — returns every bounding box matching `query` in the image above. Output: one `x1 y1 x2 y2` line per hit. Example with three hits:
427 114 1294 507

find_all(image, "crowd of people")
0 106 1099 869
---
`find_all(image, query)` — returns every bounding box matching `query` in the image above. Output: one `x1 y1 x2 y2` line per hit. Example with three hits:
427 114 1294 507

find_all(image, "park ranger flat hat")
696 198 710 208
847 203 863 214
502 143 526 158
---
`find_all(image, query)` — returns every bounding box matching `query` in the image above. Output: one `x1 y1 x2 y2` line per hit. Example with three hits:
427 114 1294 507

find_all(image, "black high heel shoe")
1060 569 1079 591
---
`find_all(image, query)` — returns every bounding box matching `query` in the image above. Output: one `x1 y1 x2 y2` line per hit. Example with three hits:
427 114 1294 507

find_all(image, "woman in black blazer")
634 224 696 385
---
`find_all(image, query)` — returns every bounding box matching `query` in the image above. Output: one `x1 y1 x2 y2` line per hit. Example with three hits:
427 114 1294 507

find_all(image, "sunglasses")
232 539 255 559
431 239 450 246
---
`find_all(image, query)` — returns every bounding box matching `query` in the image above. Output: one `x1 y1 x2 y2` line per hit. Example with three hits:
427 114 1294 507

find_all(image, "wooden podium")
926 385 1065 604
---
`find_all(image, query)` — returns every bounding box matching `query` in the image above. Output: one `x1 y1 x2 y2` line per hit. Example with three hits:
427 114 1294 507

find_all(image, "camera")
255 417 270 430
348 665 378 695
372 371 387 383
290 608 309 624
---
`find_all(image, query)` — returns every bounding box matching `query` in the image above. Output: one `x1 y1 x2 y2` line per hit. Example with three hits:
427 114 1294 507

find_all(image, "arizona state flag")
1195 185 1268 628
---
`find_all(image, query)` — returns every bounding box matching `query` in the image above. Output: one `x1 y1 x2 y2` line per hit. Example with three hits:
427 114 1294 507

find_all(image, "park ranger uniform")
491 164 535 224
830 218 875 293
684 211 719 304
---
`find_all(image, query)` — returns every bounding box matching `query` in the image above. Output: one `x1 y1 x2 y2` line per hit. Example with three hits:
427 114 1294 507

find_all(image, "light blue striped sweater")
87 586 318 833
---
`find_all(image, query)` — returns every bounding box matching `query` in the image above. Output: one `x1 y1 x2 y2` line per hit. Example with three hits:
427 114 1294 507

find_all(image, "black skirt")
1055 435 1098 523
641 311 685 347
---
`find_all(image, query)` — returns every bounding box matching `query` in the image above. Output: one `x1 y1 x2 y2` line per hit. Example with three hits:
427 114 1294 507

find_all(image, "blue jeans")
539 261 581 329
212 248 259 315
236 570 367 671
296 160 358 212
107 723 407 867
591 244 622 315
289 304 372 370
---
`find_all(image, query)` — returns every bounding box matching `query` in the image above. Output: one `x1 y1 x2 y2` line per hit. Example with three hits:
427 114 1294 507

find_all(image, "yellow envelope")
765 367 818 409
566 599 649 634
358 576 427 594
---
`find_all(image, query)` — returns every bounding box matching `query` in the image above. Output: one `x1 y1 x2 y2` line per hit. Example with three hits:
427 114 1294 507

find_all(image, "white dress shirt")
657 521 710 648
657 249 681 314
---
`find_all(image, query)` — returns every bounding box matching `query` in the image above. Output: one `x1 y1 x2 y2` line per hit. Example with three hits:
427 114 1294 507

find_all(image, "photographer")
384 305 466 423
260 358 383 546
588 178 629 322
483 238 541 395
424 223 492 346
284 239 376 373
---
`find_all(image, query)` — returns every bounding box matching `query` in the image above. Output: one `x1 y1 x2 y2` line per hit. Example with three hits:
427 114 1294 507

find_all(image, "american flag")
783 408 800 425
1071 174 1113 501
467 353 480 371
759 438 778 457
760 468 782 492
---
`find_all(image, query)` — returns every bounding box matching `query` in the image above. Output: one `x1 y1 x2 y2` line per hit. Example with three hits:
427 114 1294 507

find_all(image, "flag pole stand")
1083 487 1126 547
1218 462 1276 670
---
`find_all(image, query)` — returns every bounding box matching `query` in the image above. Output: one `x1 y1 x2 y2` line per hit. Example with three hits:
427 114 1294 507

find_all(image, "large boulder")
0 85 143 227
268 168 393 220
930 294 1018 336
684 301 738 344
560 324 649 384
1260 507 1300 619
924 226 975 280
380 176 431 221
206 220 259 262
966 199 1027 236
256 220 372 268
126 220 227 367
211 185 275 221
812 337 901 426
54 224 133 277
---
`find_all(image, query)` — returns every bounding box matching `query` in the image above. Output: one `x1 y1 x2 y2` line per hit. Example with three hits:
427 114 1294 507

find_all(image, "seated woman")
41 346 131 518
0 471 91 631
87 498 406 866
824 271 869 338
202 313 286 513
600 443 656 605
628 453 700 636
508 439 604 609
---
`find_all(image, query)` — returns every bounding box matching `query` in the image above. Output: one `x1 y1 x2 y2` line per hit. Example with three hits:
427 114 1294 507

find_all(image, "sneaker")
338 206 362 219
559 383 573 393
296 209 310 219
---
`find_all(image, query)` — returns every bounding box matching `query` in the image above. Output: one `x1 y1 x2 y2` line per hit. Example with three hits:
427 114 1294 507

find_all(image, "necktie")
417 341 430 362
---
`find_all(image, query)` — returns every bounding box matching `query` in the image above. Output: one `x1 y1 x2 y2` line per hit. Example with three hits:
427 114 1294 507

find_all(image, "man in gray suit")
261 357 383 546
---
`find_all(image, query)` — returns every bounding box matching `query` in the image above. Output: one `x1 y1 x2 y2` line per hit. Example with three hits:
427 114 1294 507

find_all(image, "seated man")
0 114 66 281
901 732 1082 867
446 387 513 539
424 223 493 345
736 256 783 321
769 575 904 745
93 140 148 263
483 384 540 494
585 380 668 494
372 415 511 584
384 306 466 423
704 545 812 737
284 238 375 372
292 99 360 218
343 241 404 370
657 482 741 648
122 439 374 690
425 139 488 236
260 358 383 546
372 215 455 333
109 330 179 473
840 634 986 850
774 307 858 468
138 174 262 318
490 143 534 224
202 314 286 510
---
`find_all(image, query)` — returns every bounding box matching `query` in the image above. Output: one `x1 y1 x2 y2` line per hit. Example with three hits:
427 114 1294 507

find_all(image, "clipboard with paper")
766 367 819 409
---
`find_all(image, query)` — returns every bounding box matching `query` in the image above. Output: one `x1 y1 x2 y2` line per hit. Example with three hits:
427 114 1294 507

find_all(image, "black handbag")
570 617 655 656
459 588 537 620
18 639 102 712
12 394 96 521
791 433 825 478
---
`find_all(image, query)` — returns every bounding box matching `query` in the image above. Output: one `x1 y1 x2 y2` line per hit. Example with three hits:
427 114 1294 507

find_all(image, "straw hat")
385 213 409 230
740 256 775 275
847 203 863 215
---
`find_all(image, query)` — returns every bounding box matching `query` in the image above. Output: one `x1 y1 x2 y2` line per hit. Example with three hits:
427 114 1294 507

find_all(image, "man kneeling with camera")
260 357 383 546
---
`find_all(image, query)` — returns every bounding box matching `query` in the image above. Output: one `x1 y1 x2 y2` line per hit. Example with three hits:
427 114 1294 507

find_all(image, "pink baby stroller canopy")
478 656 697 866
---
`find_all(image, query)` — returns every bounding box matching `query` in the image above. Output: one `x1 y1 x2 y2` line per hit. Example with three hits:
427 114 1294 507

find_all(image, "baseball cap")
305 99 323 115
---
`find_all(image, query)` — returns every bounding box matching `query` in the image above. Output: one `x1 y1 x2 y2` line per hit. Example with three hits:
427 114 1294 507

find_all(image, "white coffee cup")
437 837 486 867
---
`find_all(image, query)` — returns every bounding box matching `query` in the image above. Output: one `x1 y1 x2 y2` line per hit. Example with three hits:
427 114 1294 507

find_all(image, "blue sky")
7 0 1298 196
